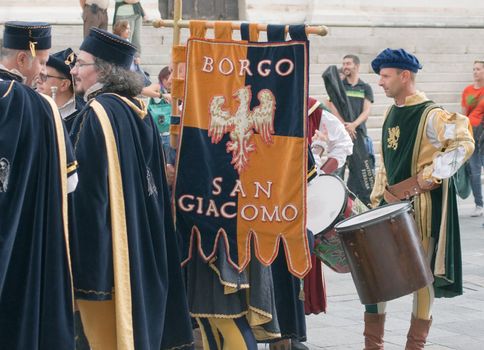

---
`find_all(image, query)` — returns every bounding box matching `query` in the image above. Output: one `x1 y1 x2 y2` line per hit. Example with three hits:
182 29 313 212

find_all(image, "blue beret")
47 48 76 79
80 28 136 69
2 21 52 52
371 48 422 74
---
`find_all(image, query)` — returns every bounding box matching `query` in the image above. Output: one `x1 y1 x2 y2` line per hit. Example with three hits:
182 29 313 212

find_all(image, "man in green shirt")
327 54 375 205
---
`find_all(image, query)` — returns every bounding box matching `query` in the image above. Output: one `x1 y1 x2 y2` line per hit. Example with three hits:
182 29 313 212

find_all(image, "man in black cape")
69 28 193 349
0 21 78 349
36 48 86 132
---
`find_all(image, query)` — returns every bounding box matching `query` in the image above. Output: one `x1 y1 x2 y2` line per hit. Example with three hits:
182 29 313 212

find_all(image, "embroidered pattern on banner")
387 126 400 151
0 158 10 193
208 85 276 173
146 167 158 196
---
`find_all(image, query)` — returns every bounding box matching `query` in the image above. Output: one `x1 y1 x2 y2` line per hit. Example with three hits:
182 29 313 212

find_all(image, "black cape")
69 93 193 349
322 65 375 204
0 80 75 349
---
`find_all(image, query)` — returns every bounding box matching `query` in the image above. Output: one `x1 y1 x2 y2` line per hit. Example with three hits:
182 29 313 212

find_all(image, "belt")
383 174 440 203
86 4 107 11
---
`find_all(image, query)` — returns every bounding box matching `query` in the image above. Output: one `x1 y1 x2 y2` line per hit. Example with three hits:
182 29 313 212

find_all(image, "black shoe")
291 339 309 350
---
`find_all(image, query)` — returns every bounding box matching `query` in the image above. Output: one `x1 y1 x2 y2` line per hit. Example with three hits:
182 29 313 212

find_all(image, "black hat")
371 48 423 74
3 21 52 57
47 48 76 79
80 28 136 69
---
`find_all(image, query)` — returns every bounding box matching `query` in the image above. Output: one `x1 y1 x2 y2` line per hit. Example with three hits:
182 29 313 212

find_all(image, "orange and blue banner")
174 23 311 278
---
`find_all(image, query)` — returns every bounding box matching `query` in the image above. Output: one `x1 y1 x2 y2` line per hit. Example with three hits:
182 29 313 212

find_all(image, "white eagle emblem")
208 85 276 173
0 158 10 193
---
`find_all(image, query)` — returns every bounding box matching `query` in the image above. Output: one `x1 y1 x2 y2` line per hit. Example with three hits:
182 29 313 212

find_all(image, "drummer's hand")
417 171 435 190
311 130 327 157
344 122 357 139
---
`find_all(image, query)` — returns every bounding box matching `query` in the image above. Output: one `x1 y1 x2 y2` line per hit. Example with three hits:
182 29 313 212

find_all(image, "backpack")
148 97 172 134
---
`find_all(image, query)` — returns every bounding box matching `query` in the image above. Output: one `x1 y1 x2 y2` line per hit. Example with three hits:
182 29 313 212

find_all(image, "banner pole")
173 0 182 49
154 20 328 37
170 0 182 148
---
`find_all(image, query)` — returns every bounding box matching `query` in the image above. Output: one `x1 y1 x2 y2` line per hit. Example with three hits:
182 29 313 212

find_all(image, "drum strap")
384 174 440 203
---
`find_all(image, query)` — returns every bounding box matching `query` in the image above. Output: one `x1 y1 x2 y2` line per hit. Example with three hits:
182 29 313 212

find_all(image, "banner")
174 24 311 278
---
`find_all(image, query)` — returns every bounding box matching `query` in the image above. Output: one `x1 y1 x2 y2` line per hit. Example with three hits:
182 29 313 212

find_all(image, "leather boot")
405 315 432 350
363 312 385 350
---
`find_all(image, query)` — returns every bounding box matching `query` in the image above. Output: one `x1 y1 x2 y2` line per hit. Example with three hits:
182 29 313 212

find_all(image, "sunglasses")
39 73 69 83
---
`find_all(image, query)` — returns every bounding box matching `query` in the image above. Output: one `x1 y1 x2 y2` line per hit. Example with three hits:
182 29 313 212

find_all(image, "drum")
307 175 368 273
334 202 434 305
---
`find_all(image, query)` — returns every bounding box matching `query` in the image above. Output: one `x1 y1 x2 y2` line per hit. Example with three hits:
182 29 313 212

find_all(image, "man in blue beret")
0 21 77 349
69 27 193 350
360 48 475 349
36 48 86 132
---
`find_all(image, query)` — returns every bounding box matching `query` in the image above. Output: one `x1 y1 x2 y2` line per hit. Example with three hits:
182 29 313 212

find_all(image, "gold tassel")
29 41 37 57
64 52 75 65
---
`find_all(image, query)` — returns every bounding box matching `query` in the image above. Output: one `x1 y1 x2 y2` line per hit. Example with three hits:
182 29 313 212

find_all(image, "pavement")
262 195 484 350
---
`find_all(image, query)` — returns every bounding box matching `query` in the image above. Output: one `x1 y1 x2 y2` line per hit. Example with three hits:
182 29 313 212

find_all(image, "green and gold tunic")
372 91 474 297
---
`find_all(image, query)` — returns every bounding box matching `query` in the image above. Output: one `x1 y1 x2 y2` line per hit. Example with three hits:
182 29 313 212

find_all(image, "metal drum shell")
334 202 434 305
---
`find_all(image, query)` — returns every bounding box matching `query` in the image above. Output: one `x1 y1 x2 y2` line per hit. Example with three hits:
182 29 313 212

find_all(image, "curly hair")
94 57 144 96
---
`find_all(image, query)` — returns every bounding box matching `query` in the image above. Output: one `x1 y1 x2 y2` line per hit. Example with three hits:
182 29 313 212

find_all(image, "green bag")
453 162 471 199
147 97 172 134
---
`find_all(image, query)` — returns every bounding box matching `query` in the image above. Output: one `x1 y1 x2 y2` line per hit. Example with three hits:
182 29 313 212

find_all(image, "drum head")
307 175 347 235
335 202 411 230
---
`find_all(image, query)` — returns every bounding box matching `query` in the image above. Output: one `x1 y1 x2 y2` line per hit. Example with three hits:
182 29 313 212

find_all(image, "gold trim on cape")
411 103 439 239
1 80 15 98
41 93 74 308
106 93 148 119
434 179 449 276
67 161 79 174
90 100 135 350
412 103 452 278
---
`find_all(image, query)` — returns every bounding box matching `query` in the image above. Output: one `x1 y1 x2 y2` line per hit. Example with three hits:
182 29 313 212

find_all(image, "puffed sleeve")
320 109 353 169
421 109 475 182
370 153 387 208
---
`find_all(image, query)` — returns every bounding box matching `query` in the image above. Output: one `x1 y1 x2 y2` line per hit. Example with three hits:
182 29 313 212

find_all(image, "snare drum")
307 175 368 273
334 202 434 304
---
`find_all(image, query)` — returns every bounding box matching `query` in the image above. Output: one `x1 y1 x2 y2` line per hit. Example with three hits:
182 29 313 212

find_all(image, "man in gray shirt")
113 0 145 52
79 0 109 38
